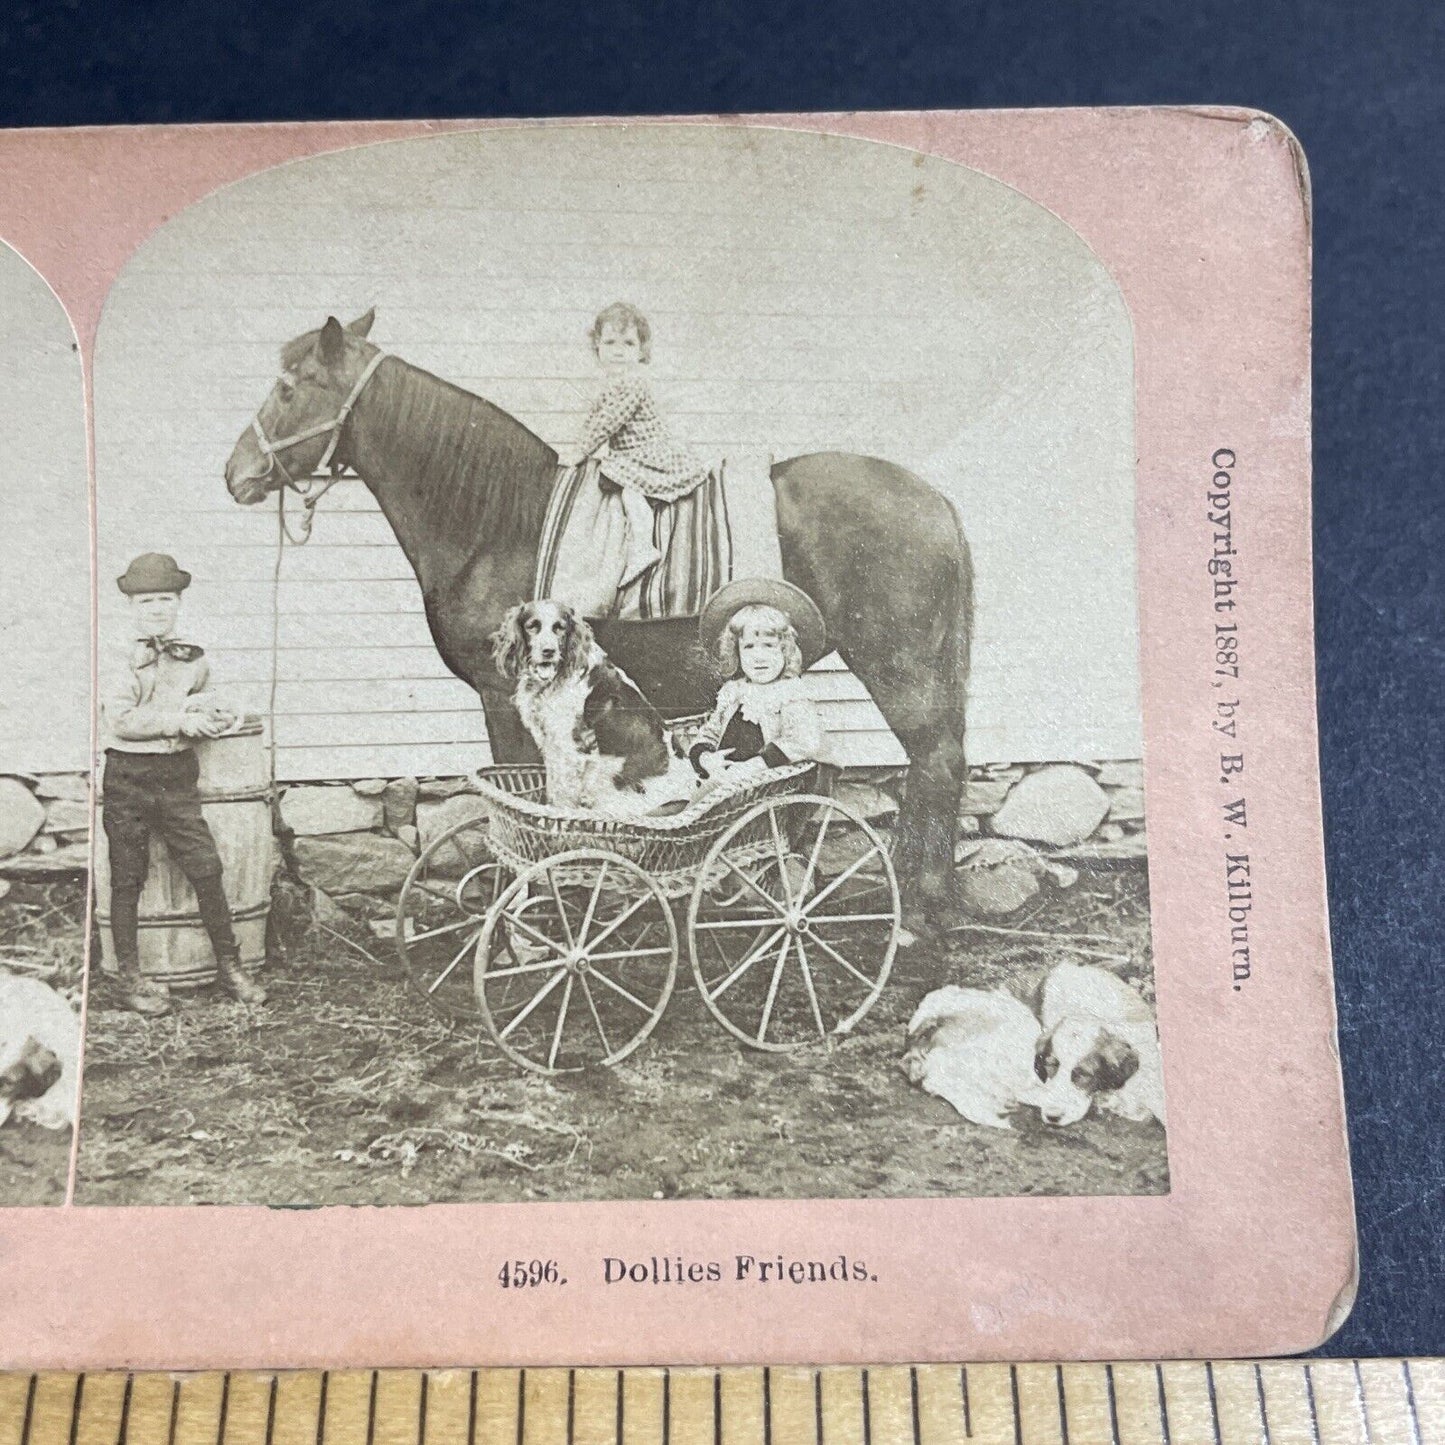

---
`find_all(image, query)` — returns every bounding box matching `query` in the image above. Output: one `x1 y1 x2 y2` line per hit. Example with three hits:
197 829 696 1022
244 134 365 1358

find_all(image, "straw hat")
698 577 828 669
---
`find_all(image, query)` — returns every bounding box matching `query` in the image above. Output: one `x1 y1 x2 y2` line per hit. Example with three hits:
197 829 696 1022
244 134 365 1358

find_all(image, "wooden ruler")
2 1362 1441 1445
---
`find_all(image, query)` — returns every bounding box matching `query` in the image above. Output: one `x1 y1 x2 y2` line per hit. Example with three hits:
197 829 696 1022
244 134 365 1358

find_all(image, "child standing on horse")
573 302 709 586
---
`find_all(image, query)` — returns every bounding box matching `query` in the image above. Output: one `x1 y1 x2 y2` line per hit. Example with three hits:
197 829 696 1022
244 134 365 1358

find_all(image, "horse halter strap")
250 348 389 494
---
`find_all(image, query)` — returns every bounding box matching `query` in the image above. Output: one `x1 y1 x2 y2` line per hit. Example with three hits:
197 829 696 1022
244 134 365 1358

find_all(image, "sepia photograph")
72 123 1163 1207
0 238 89 1205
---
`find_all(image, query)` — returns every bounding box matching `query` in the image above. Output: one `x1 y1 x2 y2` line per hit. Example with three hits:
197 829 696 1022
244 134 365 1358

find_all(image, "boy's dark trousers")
102 748 239 967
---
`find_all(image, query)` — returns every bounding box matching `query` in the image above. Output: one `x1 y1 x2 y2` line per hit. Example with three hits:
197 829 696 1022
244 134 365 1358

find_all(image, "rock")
1095 761 1144 789
417 794 490 851
0 779 45 858
991 764 1110 848
1106 785 1146 822
829 780 898 823
383 776 420 832
32 774 89 802
32 833 58 854
955 839 1042 915
292 833 416 894
308 887 351 927
418 777 475 801
279 785 384 837
43 798 89 835
959 779 1013 816
0 842 90 878
396 824 420 851
0 879 9 900
1097 822 1126 843
351 777 389 797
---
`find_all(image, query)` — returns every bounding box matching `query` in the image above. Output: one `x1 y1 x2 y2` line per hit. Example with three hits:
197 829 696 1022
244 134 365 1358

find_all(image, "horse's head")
224 309 378 505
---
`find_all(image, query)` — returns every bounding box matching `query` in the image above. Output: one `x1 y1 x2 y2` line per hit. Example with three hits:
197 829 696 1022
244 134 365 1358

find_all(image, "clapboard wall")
0 241 89 776
95 125 1139 781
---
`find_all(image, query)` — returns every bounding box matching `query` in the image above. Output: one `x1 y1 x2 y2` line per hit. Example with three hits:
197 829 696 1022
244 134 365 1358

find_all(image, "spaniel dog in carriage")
491 600 694 817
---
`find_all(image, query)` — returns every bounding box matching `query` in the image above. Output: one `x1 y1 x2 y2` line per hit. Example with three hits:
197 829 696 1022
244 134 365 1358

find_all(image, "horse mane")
284 330 557 549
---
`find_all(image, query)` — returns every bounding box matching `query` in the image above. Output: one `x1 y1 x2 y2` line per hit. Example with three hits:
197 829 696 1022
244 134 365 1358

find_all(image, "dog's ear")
1033 1027 1059 1083
1088 1032 1140 1093
560 610 596 678
490 605 527 681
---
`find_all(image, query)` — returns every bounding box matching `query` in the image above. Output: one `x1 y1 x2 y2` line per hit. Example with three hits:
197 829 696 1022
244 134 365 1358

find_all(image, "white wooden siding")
96 125 1139 781
0 242 89 776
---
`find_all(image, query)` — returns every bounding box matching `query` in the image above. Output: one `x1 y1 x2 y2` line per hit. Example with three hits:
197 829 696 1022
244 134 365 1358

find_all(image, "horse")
223 312 972 934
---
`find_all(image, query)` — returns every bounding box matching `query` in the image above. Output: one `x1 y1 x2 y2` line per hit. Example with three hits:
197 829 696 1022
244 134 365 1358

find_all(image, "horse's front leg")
892 716 966 938
478 686 540 766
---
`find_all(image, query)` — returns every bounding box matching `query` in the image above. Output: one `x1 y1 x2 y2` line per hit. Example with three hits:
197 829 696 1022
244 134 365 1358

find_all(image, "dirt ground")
73 864 1166 1206
0 880 85 1207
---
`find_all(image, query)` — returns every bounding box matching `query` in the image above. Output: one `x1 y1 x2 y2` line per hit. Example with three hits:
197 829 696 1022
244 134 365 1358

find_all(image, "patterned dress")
578 373 711 503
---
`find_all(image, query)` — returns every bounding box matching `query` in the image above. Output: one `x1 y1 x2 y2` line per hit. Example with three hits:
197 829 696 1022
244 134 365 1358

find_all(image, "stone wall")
0 773 91 885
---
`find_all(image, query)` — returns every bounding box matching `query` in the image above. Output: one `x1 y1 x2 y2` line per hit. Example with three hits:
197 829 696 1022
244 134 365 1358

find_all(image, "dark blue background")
1 0 1440 1360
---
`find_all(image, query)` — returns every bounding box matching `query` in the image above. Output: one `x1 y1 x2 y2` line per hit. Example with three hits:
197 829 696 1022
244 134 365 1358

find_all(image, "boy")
101 553 267 1013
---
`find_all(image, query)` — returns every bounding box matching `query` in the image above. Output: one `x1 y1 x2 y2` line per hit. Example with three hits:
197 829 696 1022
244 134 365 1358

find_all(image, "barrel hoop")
97 902 271 929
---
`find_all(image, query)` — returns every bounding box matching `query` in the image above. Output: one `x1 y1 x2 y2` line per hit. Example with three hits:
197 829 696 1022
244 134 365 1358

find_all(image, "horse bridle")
247 349 388 534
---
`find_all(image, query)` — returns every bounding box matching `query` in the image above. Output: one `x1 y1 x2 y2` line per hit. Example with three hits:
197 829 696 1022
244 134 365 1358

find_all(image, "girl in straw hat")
689 579 828 784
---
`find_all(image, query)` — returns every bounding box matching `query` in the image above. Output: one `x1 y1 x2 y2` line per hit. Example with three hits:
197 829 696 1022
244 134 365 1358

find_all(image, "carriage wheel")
474 850 678 1075
395 811 503 1021
687 794 900 1051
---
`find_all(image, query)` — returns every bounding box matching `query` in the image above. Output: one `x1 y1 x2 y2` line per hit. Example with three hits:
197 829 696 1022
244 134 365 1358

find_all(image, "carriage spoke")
805 928 881 991
414 880 476 912
497 966 569 1039
768 808 794 905
408 916 482 946
719 855 790 918
793 936 829 1040
581 889 654 954
693 915 789 931
797 803 835 901
480 955 576 981
586 946 675 963
500 909 572 959
802 845 886 916
807 912 899 926
586 965 655 1014
547 869 577 950
756 935 792 1043
547 976 574 1070
576 862 608 946
428 930 483 993
705 924 787 1002
579 974 613 1056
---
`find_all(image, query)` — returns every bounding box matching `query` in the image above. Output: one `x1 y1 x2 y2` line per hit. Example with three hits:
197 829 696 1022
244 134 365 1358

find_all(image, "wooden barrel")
95 724 276 988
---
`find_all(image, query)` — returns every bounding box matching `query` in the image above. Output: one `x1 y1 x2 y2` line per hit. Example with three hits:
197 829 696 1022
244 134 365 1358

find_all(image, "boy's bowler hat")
117 553 192 596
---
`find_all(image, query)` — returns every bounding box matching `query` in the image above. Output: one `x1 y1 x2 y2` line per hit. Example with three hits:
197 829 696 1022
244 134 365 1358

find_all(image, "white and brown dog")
0 970 79 1132
900 985 1045 1130
491 599 692 815
1031 963 1166 1127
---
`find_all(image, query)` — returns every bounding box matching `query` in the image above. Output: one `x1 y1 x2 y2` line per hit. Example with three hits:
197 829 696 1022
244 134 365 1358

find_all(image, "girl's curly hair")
589 302 653 362
717 604 803 680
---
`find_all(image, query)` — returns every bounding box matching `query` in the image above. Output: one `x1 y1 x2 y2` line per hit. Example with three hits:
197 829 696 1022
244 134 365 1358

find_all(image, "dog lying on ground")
1032 963 1166 1126
901 964 1164 1130
900 985 1045 1129
0 970 80 1132
491 599 693 816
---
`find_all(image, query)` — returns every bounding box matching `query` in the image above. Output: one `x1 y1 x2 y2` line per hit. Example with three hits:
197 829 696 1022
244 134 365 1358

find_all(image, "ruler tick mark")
1008 1366 1022 1445
959 1367 972 1440
764 1367 772 1445
215 1374 228 1445
1155 1363 1171 1445
366 1373 378 1445
19 1375 36 1445
1254 1364 1270 1445
1104 1365 1119 1445
265 1376 278 1445
1205 1363 1222 1445
1403 1361 1423 1445
814 1371 823 1445
419 1370 429 1445
518 1369 527 1445
168 1380 181 1445
1302 1364 1320 1445
566 1370 575 1445
1056 1366 1069 1445
909 1368 921 1445
468 1374 478 1445
714 1371 722 1445
68 1374 85 1445
862 1369 872 1445
1354 1360 1371 1442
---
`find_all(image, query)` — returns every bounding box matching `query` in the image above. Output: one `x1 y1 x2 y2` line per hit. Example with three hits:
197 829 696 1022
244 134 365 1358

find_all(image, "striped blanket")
534 455 782 620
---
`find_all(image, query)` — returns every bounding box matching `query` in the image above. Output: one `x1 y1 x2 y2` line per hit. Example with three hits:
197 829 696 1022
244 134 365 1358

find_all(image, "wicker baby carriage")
395 757 900 1074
